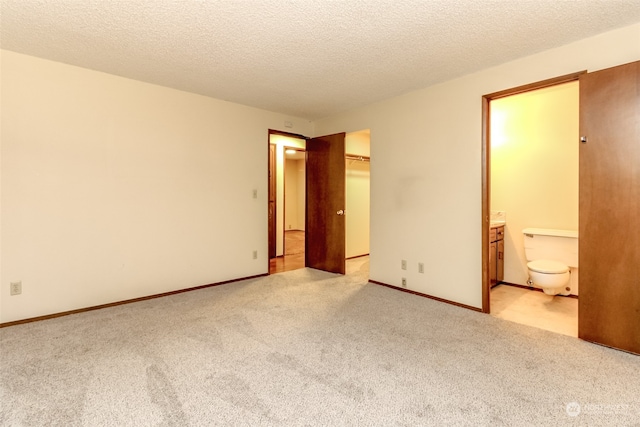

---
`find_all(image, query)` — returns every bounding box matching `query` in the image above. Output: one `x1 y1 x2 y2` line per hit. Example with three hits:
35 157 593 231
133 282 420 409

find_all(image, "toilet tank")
522 228 579 267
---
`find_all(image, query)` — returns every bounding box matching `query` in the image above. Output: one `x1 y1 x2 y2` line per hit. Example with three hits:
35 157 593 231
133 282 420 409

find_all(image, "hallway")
269 230 305 273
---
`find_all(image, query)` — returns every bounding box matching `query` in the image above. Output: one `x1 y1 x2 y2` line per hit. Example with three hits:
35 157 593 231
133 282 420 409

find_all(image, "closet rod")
345 154 370 162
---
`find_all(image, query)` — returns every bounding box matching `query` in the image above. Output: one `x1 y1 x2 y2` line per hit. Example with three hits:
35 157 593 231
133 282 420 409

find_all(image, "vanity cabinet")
490 225 505 287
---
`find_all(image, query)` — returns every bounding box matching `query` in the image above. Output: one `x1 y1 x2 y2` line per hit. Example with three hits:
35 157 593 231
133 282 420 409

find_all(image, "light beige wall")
346 161 370 258
1 50 312 323
346 130 370 157
284 159 296 230
284 158 302 230
296 159 305 230
314 23 640 308
491 82 579 292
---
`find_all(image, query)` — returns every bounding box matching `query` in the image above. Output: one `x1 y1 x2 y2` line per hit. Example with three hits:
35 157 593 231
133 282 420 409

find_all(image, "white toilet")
522 228 578 296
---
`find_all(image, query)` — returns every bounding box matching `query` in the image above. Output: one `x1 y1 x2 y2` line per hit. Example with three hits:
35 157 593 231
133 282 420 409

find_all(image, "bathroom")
488 81 579 336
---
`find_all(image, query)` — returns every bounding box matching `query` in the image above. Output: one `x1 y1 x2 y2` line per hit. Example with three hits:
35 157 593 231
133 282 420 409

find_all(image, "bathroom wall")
491 82 579 294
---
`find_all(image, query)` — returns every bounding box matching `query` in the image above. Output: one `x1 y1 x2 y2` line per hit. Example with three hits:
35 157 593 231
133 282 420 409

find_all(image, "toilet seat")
527 259 569 274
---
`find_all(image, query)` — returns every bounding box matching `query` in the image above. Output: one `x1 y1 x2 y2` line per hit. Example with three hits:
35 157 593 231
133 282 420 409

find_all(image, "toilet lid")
528 259 569 274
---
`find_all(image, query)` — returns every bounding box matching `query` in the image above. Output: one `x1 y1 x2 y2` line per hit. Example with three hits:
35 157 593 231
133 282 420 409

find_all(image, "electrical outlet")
252 250 258 260
401 278 407 288
418 263 424 274
401 260 407 270
10 281 22 296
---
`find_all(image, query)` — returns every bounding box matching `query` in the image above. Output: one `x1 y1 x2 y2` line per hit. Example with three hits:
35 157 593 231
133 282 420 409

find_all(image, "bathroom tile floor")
490 284 578 337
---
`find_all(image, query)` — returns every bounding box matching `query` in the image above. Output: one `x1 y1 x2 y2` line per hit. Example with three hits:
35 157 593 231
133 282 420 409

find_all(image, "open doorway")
345 130 371 260
268 131 307 273
482 72 582 337
483 63 640 354
268 129 371 275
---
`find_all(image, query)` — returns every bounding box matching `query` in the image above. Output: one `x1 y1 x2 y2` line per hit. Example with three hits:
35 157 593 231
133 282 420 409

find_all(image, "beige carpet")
1 259 639 426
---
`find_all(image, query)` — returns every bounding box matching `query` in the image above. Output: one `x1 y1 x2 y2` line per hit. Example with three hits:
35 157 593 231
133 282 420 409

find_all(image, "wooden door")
268 144 276 259
578 61 640 354
306 133 346 274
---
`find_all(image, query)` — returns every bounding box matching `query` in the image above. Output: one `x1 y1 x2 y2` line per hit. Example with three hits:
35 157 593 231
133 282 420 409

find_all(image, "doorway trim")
480 71 585 313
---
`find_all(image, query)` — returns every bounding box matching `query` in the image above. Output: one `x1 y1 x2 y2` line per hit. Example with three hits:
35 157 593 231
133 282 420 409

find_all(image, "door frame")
267 129 309 273
480 71 585 313
268 143 276 259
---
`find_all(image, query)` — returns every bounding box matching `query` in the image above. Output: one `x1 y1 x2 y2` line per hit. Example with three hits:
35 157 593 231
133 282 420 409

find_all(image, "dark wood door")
268 144 276 259
306 133 346 274
578 61 640 354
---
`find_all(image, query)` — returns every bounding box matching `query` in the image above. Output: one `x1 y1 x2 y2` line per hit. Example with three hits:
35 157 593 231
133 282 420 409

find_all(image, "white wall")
346 130 370 157
1 50 313 323
491 82 579 294
296 159 305 230
314 23 640 309
346 160 370 258
284 158 305 231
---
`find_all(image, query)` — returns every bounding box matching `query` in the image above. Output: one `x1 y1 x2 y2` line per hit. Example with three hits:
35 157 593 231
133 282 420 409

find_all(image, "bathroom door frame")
480 71 585 313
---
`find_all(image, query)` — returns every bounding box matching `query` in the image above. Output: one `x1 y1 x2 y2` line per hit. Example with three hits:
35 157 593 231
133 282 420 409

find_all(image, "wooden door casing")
268 144 276 259
481 71 585 312
578 61 640 354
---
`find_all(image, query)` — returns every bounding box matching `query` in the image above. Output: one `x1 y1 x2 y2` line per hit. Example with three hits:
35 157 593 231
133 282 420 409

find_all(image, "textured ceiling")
2 1 640 120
